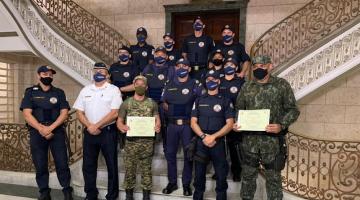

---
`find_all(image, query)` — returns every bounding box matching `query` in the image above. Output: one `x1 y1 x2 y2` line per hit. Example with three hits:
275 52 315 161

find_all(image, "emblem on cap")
142 51 147 57
182 88 189 95
158 74 165 80
50 97 57 104
169 55 175 60
209 70 215 74
228 50 234 55
230 86 238 94
139 27 143 31
198 42 204 47
123 72 130 78
225 25 230 29
213 104 222 112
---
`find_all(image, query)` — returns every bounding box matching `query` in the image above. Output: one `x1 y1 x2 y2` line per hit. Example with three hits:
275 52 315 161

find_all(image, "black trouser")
29 126 72 195
226 131 242 178
83 124 119 200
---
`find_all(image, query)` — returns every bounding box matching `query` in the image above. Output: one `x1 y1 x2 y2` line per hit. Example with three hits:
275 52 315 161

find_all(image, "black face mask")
212 59 223 66
40 77 53 85
253 68 268 80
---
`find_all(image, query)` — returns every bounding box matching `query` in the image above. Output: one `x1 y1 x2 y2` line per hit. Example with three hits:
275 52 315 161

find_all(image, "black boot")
63 190 73 200
143 190 151 200
162 183 178 194
125 189 134 200
183 185 192 196
38 191 51 200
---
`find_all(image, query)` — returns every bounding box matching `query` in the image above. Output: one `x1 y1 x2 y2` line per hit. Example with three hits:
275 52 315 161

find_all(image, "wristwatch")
200 133 207 140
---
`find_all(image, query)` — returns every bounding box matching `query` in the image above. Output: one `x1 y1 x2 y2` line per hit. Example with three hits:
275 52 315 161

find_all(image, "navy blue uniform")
215 42 250 72
162 78 203 187
166 48 182 67
191 94 234 200
130 43 154 72
109 62 140 100
219 76 245 179
182 34 215 80
20 85 72 195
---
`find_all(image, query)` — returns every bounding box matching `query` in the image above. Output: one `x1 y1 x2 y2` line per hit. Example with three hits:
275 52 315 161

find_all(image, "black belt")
40 121 54 126
168 118 190 125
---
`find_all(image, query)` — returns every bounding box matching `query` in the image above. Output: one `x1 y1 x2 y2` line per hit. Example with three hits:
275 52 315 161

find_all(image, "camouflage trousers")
240 143 283 200
123 138 154 190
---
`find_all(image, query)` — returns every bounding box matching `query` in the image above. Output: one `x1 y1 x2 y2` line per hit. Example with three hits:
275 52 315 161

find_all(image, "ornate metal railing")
0 110 83 172
250 0 360 70
30 0 129 65
283 132 360 199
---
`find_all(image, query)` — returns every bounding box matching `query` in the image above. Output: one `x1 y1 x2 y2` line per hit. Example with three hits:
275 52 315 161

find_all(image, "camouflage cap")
133 75 147 85
251 55 272 65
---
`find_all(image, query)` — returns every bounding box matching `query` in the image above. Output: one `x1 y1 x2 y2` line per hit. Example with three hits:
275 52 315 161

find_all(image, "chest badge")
50 97 58 104
169 55 175 60
182 88 189 95
228 50 234 55
230 86 238 93
213 104 222 112
123 72 130 78
198 42 205 47
158 74 165 80
142 51 148 57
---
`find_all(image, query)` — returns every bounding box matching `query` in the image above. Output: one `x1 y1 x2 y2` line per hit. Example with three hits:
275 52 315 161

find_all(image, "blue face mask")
176 68 189 78
206 80 218 91
223 35 233 43
119 54 129 62
137 35 146 43
93 72 106 82
154 56 166 65
164 41 173 49
224 66 235 75
193 22 203 31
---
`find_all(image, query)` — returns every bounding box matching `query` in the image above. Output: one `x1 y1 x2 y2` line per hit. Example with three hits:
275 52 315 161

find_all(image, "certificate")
126 116 155 137
237 109 270 131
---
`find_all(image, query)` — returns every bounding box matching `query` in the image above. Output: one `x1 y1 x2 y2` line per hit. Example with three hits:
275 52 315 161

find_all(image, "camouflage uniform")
118 96 159 190
235 56 300 200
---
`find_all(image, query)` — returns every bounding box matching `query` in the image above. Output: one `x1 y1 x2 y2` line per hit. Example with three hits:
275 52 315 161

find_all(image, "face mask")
176 68 189 78
93 72 106 82
253 68 268 80
40 77 53 86
134 86 146 96
164 41 173 49
193 22 203 31
224 66 235 75
223 35 233 43
212 58 223 66
137 35 146 43
206 80 218 91
119 54 129 62
154 56 166 65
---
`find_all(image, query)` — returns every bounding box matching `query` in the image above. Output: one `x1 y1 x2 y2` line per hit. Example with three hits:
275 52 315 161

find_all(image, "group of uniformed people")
20 16 300 200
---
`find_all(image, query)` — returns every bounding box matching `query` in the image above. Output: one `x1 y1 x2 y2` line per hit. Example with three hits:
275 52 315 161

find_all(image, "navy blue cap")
176 58 190 66
163 32 174 39
222 24 234 32
94 62 107 70
211 49 224 58
155 46 167 54
205 70 220 79
224 57 238 66
136 27 147 36
37 65 56 74
193 16 202 23
118 46 132 54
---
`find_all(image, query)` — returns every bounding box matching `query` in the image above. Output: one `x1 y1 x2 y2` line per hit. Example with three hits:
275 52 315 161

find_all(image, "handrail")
0 110 83 172
30 0 129 65
250 0 360 71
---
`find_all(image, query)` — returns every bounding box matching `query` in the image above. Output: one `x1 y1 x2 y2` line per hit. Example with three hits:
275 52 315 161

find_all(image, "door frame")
164 1 249 44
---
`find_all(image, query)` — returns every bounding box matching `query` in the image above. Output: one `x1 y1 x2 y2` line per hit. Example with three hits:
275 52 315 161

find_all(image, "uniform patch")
213 104 222 112
49 97 57 104
33 87 39 90
230 103 234 109
198 42 205 47
182 88 189 95
123 72 130 78
142 51 148 57
192 102 196 110
169 55 175 60
228 50 234 55
230 86 238 93
158 74 165 80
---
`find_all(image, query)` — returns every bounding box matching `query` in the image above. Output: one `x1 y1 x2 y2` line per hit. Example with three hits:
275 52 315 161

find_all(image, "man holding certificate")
117 75 161 200
233 55 300 200
191 70 234 200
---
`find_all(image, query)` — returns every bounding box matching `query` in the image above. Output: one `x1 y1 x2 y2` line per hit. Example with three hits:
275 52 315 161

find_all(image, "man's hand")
44 133 54 140
232 123 241 132
117 124 129 134
154 124 161 133
87 124 101 135
266 124 282 134
202 134 216 147
162 102 169 112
